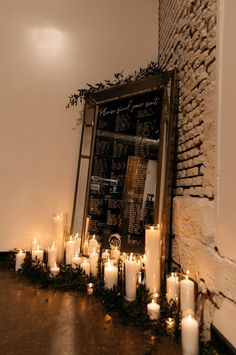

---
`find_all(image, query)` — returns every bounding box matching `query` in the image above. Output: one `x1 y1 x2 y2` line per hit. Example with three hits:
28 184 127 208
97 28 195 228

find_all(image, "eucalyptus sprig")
66 61 160 108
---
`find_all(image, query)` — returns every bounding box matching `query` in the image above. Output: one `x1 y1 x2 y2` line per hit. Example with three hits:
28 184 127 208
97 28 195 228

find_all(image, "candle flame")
69 235 73 241
150 226 154 231
171 272 174 277
107 259 112 268
151 299 155 304
93 234 95 239
187 314 192 320
37 244 40 251
186 270 189 279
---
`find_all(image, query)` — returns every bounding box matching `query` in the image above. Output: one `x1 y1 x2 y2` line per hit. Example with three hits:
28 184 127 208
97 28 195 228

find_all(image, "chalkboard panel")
87 89 164 252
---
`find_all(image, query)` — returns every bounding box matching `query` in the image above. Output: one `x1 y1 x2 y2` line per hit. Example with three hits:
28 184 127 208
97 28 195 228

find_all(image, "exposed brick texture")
159 0 216 198
159 0 236 340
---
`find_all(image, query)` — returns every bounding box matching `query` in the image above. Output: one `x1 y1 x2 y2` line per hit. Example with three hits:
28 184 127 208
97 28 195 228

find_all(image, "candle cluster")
166 270 199 355
15 221 199 354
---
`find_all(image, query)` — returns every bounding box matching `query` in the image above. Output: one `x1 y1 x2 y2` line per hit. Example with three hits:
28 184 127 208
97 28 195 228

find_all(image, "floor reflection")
0 267 181 355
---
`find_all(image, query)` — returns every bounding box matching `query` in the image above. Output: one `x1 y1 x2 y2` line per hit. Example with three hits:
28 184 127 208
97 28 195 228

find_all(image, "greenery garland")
7 250 219 354
66 61 161 108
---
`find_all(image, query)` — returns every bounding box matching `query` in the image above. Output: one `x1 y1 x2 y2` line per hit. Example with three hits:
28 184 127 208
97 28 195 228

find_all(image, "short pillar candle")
88 234 98 254
32 245 44 262
181 314 199 355
50 262 60 277
104 260 118 289
166 272 179 303
81 259 90 276
125 254 137 301
48 242 57 268
15 250 26 271
72 254 83 269
65 236 75 265
89 250 99 277
147 299 160 320
180 271 195 317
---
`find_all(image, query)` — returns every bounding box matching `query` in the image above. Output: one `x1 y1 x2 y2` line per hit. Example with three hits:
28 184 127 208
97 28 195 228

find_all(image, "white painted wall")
0 0 157 250
214 0 236 347
216 0 236 263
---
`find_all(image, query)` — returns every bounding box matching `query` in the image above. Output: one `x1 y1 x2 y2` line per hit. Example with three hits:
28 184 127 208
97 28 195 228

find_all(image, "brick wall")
159 0 216 198
159 0 236 340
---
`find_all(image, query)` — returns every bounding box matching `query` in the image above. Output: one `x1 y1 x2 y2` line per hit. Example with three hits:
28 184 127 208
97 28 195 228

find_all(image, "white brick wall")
159 0 236 340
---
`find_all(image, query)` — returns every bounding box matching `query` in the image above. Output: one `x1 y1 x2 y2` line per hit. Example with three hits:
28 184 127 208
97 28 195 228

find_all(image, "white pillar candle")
74 233 82 255
110 247 120 262
48 242 57 268
15 250 26 271
180 272 195 317
102 249 110 260
89 250 99 277
83 240 89 255
147 299 160 320
181 315 199 355
53 213 64 264
104 260 118 289
145 225 161 294
87 282 94 296
88 234 98 254
50 262 60 277
65 236 75 265
136 260 142 273
125 254 137 301
32 237 38 250
81 259 90 276
72 254 83 269
166 317 175 335
32 245 44 262
167 272 180 303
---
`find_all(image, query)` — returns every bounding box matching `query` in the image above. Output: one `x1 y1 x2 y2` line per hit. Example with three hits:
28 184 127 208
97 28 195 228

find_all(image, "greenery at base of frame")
7 250 219 354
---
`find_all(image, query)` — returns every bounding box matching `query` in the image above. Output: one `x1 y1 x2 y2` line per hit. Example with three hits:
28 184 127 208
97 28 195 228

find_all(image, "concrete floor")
0 266 182 355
